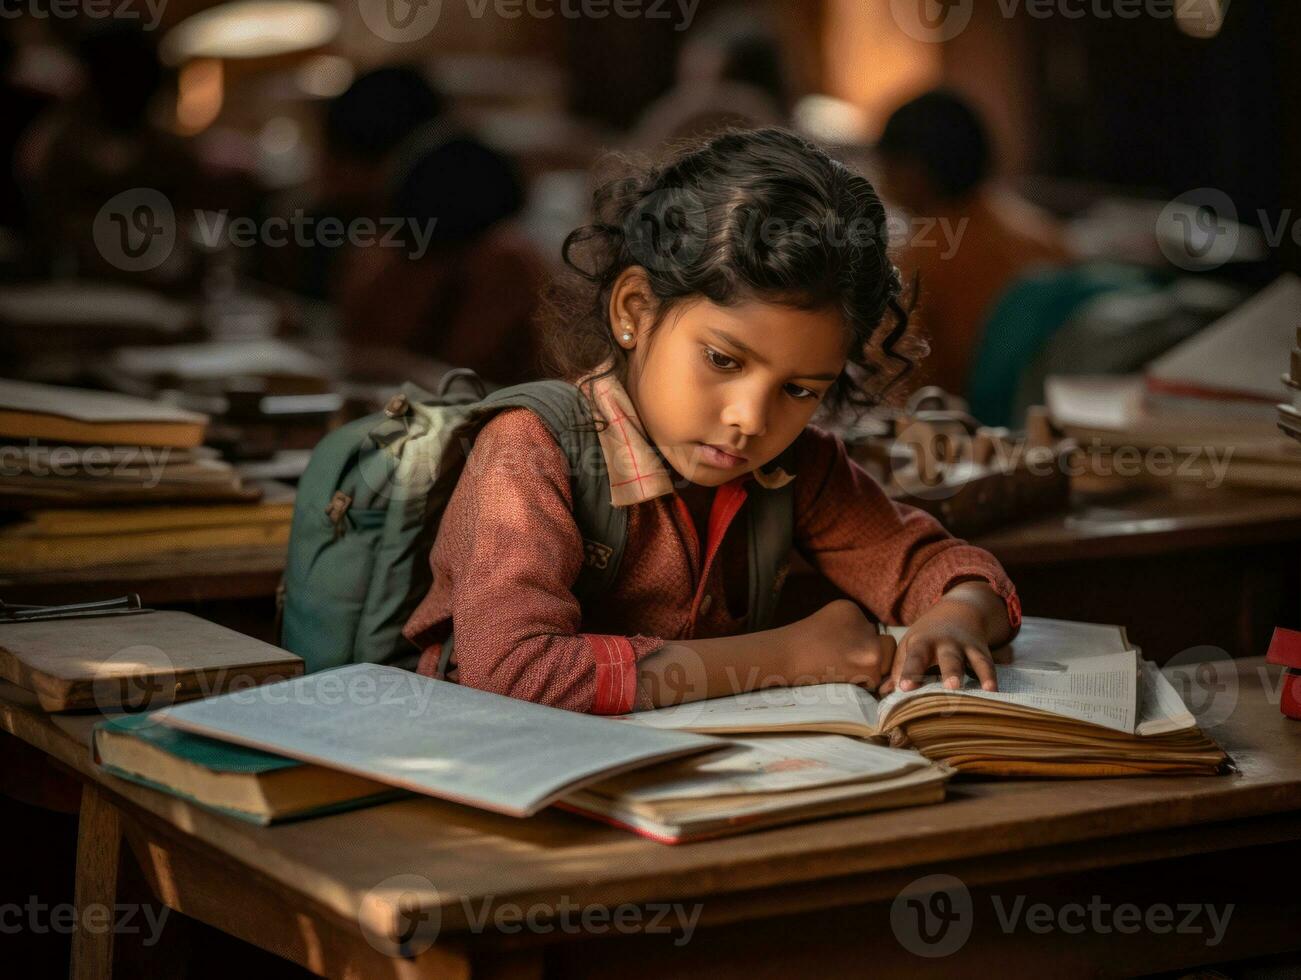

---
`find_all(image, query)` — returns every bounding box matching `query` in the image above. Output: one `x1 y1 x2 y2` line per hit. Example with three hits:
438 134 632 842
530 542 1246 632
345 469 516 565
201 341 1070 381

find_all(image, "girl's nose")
721 393 768 439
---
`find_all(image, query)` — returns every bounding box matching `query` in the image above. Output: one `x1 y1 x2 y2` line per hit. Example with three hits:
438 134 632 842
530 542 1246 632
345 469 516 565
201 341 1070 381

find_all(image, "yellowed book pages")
6 486 294 537
0 379 207 448
0 522 290 572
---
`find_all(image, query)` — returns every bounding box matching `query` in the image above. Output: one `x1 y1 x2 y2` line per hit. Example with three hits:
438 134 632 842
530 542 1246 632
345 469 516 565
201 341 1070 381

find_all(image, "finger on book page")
966 646 998 691
936 643 965 690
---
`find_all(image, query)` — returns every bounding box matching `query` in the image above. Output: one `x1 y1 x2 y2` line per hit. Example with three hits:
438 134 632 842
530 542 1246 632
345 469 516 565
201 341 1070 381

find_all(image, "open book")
616 619 1228 778
153 664 721 817
559 735 951 843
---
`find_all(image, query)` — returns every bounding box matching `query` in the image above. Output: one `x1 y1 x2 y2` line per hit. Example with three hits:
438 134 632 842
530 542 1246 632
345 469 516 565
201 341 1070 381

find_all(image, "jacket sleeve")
402 409 664 713
791 425 1022 631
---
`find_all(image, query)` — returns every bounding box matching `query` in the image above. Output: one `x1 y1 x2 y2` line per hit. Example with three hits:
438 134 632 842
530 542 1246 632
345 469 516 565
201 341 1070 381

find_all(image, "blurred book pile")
1047 275 1301 492
0 378 292 575
1278 321 1301 446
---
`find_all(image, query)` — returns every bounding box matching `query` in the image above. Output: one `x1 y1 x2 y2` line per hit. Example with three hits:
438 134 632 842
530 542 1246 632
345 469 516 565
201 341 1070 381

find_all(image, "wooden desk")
973 488 1301 663
0 546 286 643
783 487 1301 662
3 657 1301 979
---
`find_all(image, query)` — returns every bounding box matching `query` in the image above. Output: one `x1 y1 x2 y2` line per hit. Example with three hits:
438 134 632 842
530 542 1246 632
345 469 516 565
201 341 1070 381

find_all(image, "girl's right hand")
781 599 897 692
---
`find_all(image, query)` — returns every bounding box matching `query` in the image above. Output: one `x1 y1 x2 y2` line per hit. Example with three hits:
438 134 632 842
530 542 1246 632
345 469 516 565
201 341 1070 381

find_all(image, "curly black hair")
541 127 926 418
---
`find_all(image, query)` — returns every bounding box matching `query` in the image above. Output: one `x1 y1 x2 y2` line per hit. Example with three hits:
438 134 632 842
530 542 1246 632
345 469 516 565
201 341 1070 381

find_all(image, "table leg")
70 782 122 980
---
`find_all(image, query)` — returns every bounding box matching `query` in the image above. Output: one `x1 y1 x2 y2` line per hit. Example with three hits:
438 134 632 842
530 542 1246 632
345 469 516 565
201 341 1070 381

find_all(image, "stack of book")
0 379 292 574
1048 275 1301 492
90 618 1229 844
1279 326 1301 445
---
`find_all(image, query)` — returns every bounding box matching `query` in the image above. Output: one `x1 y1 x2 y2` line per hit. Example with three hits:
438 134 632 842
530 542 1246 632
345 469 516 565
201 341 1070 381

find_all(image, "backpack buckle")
326 491 352 538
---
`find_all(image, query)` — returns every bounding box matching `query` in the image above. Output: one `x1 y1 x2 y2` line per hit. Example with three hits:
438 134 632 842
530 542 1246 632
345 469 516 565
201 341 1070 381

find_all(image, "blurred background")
0 0 1295 404
1 0 1300 645
3 7 1301 974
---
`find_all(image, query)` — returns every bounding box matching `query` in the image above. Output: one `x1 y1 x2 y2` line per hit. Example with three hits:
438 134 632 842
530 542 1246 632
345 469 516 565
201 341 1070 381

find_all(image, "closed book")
92 713 405 825
0 378 207 448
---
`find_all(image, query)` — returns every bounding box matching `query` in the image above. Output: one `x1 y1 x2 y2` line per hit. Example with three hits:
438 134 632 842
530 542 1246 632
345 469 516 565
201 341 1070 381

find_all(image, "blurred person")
0 22 55 242
631 13 788 151
261 65 448 298
319 65 447 224
335 132 545 386
876 90 1074 396
21 21 197 281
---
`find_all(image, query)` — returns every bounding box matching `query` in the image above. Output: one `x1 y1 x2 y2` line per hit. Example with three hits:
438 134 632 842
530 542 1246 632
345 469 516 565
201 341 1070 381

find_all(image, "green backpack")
279 372 796 675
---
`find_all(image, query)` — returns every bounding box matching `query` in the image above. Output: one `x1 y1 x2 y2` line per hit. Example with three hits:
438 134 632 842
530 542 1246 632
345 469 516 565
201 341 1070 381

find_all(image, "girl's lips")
698 443 748 467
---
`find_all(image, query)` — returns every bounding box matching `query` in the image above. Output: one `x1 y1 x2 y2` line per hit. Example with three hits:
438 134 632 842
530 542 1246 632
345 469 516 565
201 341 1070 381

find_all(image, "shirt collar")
574 360 796 507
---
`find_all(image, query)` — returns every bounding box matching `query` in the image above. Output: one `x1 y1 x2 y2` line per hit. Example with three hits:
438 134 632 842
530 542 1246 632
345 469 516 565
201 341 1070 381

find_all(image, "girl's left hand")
878 584 1005 695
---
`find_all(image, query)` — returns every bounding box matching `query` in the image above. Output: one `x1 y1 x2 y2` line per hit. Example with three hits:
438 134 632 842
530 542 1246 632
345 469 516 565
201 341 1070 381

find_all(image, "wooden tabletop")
974 488 1301 564
0 545 286 606
4 656 1300 952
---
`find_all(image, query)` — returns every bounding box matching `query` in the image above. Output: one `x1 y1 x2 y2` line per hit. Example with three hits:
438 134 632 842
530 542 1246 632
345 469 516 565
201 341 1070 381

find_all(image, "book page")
155 664 721 817
884 617 1132 665
1148 274 1301 400
614 683 879 735
878 649 1139 734
1136 659 1197 736
593 734 927 802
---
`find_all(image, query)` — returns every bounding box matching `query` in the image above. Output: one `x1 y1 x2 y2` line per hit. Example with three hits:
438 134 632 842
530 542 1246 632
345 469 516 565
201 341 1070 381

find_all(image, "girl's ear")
607 266 656 349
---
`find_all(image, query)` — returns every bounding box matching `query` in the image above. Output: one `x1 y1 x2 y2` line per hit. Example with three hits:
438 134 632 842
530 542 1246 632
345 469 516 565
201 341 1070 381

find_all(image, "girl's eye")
784 384 819 401
703 347 739 371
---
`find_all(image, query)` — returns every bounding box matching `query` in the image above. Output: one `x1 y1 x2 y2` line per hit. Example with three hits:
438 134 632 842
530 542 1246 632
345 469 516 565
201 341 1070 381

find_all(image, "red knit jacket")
402 388 1022 715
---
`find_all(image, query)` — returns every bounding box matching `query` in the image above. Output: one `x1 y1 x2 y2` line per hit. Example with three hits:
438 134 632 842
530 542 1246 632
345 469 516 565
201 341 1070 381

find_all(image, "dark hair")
877 89 991 201
324 66 446 163
543 128 923 416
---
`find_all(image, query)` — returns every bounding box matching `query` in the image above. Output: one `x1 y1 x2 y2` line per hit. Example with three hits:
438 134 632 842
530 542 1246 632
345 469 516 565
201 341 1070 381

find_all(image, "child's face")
624 297 850 487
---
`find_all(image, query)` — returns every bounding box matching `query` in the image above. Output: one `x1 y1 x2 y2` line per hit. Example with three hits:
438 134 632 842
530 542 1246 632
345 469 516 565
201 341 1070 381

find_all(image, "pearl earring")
620 320 634 344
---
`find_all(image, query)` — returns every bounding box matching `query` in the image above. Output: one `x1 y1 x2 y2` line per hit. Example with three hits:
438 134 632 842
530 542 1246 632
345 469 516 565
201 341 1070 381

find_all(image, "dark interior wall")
941 0 1297 273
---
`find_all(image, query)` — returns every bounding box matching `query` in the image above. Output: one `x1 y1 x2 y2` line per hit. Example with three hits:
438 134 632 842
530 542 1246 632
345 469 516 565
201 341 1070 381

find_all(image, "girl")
403 128 1021 714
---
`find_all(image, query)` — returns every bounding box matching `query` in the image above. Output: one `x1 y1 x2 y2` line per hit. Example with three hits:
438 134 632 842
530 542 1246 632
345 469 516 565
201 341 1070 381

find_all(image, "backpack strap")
744 443 798 633
429 380 628 678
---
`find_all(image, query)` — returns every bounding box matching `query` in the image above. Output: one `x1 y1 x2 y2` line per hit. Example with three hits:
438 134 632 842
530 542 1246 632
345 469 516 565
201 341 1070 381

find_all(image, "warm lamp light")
160 0 341 65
